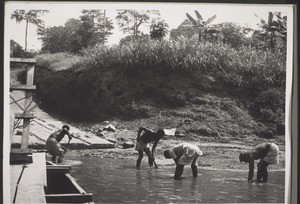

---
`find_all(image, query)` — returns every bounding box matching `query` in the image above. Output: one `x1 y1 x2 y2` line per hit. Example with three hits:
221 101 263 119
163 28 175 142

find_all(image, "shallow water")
64 156 285 203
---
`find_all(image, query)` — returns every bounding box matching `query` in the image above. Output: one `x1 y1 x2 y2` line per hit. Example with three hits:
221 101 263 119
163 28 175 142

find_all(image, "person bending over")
46 125 73 163
135 127 165 168
164 143 203 180
239 142 279 183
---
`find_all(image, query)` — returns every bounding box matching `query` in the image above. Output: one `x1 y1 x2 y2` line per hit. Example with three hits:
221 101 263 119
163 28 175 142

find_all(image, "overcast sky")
5 2 293 50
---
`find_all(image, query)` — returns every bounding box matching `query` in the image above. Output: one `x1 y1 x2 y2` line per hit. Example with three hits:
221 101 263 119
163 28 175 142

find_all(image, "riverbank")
71 137 286 171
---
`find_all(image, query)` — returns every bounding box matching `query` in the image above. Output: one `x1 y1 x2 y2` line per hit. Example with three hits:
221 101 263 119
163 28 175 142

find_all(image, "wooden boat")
45 161 94 203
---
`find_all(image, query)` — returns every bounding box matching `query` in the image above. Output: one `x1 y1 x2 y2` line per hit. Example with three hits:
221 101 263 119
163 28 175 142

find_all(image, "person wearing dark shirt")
239 142 279 183
135 127 165 168
46 125 73 163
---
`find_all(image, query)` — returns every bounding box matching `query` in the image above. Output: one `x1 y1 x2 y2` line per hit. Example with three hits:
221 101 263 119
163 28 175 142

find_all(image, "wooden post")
21 63 35 149
10 58 36 150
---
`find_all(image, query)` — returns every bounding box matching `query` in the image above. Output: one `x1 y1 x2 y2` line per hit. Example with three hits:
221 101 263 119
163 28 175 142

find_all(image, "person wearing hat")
164 143 203 180
135 127 165 168
46 125 73 163
239 142 279 183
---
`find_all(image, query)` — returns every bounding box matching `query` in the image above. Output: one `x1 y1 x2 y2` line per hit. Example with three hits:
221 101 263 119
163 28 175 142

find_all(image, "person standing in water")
239 142 279 183
164 143 203 180
46 125 73 163
135 127 165 168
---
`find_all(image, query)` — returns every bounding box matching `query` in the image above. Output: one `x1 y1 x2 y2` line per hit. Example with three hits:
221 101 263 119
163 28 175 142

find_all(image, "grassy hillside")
33 37 286 145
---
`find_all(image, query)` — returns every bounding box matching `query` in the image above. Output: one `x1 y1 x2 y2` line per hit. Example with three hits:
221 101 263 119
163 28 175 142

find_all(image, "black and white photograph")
2 1 296 203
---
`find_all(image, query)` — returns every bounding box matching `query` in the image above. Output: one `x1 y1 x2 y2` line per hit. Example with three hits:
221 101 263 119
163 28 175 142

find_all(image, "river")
64 154 285 203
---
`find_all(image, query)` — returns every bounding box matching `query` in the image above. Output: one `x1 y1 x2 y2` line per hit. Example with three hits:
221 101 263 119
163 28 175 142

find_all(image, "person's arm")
151 140 159 156
248 155 254 183
169 149 179 164
137 127 149 141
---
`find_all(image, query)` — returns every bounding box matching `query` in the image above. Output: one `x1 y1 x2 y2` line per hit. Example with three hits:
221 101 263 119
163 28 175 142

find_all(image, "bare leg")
191 165 198 177
51 155 57 163
57 152 65 163
146 148 153 167
136 150 143 168
174 165 184 180
261 161 269 182
257 160 263 182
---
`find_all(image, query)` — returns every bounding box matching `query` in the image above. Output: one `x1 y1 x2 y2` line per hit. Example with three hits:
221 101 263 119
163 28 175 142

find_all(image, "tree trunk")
25 19 28 51
103 10 106 44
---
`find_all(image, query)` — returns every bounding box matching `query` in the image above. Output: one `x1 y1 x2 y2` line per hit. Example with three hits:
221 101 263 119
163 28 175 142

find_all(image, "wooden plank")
15 113 35 119
45 193 94 203
21 119 30 149
47 165 71 174
65 173 86 194
10 58 36 64
26 64 35 85
10 153 33 164
17 153 47 186
10 84 36 91
10 153 47 203
15 185 46 203
11 148 33 154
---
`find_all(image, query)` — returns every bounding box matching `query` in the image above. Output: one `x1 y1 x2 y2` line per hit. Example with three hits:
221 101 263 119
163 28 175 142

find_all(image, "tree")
10 40 24 57
11 9 48 51
208 22 250 48
116 10 160 37
186 10 218 42
150 19 169 40
170 19 196 40
254 12 287 49
38 18 81 53
79 9 114 46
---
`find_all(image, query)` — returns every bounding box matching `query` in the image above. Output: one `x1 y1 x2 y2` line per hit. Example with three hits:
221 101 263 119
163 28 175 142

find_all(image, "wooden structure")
45 162 94 203
10 58 36 163
10 153 94 203
10 153 47 203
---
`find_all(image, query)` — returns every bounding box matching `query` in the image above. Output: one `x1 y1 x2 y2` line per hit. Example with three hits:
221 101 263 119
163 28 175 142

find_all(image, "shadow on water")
64 156 285 203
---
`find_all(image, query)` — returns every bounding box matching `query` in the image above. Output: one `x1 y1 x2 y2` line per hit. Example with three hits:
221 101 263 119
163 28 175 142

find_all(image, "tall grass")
72 37 285 90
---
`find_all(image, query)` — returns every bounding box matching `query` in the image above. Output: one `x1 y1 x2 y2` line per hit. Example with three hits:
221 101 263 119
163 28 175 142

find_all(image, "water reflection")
65 156 285 203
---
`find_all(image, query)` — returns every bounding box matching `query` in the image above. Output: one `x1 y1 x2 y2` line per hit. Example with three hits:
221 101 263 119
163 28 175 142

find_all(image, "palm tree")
186 10 217 42
11 10 48 51
254 12 287 49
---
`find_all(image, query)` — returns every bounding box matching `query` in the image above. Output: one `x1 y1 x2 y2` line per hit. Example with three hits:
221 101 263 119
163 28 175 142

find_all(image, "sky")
4 1 293 50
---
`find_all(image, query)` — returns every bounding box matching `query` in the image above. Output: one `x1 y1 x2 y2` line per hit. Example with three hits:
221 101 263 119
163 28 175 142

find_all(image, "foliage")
253 12 287 50
10 40 25 57
185 10 218 42
150 19 169 40
73 37 285 93
170 19 196 40
38 10 113 53
116 10 160 37
10 39 37 58
36 52 78 71
79 9 114 46
207 22 251 49
11 9 48 51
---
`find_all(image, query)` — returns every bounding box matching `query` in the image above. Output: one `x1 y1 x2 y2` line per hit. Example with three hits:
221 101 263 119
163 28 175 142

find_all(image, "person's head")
239 153 250 163
62 125 70 133
164 150 172 159
156 129 165 138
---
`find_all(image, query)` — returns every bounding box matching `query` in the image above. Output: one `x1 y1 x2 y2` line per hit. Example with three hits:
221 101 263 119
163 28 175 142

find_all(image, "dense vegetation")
11 10 287 140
